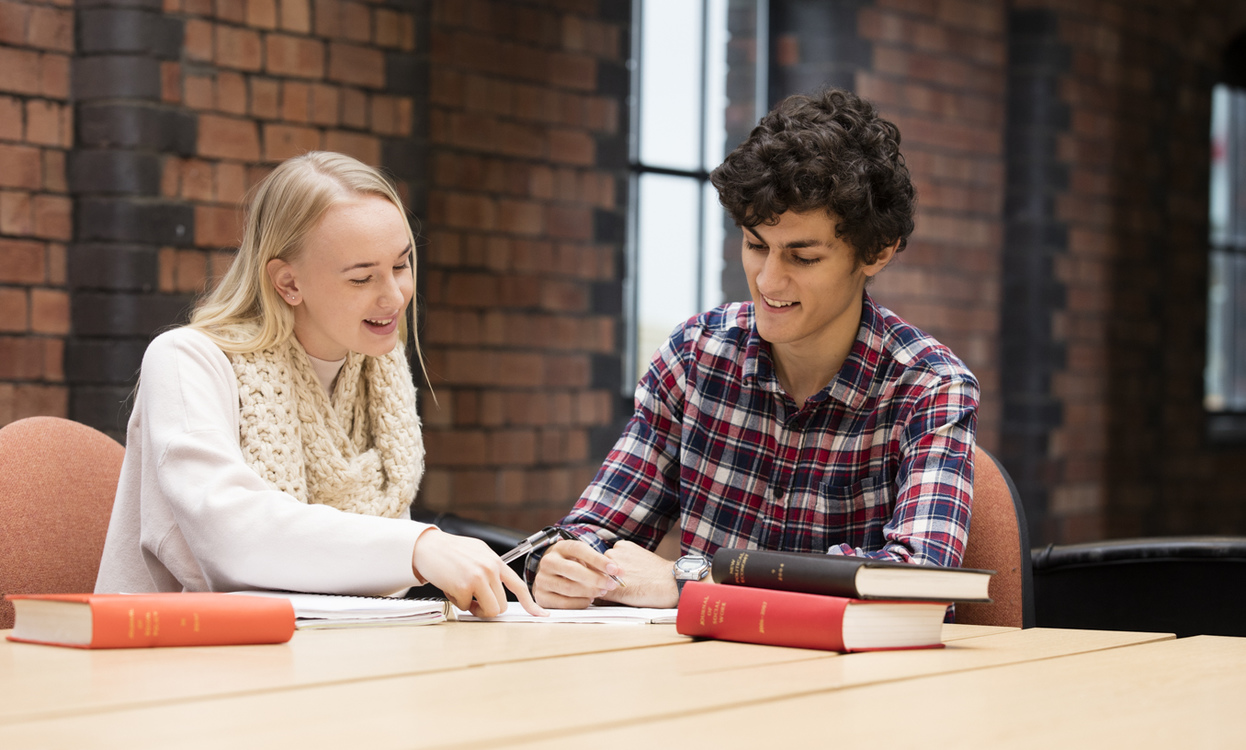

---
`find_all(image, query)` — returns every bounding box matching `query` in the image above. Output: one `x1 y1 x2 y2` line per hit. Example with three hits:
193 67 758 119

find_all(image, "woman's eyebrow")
340 243 412 273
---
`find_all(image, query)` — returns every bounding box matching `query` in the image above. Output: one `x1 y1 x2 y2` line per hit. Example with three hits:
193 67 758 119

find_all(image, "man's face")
741 210 892 361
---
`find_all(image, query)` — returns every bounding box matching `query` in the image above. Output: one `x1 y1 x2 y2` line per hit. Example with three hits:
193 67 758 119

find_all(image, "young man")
530 89 979 609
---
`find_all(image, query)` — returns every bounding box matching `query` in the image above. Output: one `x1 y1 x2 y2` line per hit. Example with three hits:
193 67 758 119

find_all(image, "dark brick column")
68 0 195 437
1000 8 1071 544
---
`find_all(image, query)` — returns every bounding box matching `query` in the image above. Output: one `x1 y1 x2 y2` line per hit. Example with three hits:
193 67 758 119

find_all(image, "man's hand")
598 540 680 608
412 528 546 618
534 538 679 609
532 539 623 609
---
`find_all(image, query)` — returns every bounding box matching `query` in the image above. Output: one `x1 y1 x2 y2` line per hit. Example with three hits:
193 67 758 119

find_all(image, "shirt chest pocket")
811 475 893 552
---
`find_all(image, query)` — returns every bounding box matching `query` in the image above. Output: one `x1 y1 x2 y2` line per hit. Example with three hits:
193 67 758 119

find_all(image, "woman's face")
269 195 414 360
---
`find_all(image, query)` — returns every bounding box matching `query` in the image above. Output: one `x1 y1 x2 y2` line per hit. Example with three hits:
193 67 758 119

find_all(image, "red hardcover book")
5 593 296 649
675 581 948 652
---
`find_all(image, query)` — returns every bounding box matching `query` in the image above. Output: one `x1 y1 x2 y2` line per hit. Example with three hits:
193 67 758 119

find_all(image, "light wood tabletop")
0 622 1176 750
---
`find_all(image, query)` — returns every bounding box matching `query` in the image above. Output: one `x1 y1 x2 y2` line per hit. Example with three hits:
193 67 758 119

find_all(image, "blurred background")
2 0 1244 548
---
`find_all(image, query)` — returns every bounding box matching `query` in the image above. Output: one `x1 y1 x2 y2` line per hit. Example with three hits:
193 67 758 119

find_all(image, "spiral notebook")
232 591 450 629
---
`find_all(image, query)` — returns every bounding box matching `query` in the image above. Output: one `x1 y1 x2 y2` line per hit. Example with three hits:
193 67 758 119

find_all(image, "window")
625 0 768 385
1206 83 1246 438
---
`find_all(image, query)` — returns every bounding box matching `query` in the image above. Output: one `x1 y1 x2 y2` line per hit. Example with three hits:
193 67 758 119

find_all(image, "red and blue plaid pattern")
544 294 978 570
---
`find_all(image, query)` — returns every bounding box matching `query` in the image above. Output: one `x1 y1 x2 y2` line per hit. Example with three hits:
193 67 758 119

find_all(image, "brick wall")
0 0 73 425
61 0 426 436
765 0 1007 453
416 0 630 532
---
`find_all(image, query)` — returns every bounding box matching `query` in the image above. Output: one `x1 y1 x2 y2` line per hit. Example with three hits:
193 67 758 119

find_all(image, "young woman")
95 151 542 618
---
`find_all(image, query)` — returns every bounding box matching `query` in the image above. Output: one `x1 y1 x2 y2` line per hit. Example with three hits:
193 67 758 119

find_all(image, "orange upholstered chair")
955 446 1034 628
0 417 125 629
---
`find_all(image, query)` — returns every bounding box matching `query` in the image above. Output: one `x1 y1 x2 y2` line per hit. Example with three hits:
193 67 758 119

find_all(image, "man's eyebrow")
340 243 412 273
745 227 827 250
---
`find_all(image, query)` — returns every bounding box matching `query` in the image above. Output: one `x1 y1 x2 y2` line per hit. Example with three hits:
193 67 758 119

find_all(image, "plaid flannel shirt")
530 293 978 577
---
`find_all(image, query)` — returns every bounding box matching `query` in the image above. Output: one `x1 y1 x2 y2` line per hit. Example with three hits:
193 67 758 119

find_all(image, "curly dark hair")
710 88 916 266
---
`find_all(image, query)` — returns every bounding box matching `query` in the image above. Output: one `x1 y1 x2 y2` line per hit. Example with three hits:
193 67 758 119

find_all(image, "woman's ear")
862 239 901 278
266 258 301 306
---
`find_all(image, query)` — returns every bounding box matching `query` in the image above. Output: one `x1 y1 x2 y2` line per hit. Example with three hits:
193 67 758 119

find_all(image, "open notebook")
456 601 678 624
233 591 450 629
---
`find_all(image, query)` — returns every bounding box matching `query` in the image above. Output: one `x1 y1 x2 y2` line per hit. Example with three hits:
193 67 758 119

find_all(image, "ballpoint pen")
499 526 626 587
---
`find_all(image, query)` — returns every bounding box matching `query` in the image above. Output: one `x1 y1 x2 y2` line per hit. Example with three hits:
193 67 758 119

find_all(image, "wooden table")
1 620 1229 749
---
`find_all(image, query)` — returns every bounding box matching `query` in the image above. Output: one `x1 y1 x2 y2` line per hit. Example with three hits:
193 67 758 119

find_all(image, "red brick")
0 95 21 140
46 242 64 284
216 0 246 23
176 249 208 293
39 52 69 99
279 0 311 32
328 42 384 88
263 122 321 160
11 384 68 419
0 288 27 332
496 199 543 236
29 288 68 334
41 338 63 382
185 20 214 63
312 0 339 37
422 429 488 466
215 25 263 71
0 337 44 378
322 129 379 165
194 204 244 248
488 429 537 465
247 0 277 28
547 127 594 165
0 47 41 97
0 143 42 191
0 190 32 235
161 61 182 104
546 205 591 241
180 158 214 201
158 247 177 292
27 5 72 52
309 83 339 125
374 7 402 47
164 158 183 199
215 71 248 114
281 81 310 122
0 1 30 47
250 76 280 119
216 162 247 204
184 74 214 110
340 0 370 42
32 194 70 240
547 51 595 91
197 114 260 160
266 33 325 78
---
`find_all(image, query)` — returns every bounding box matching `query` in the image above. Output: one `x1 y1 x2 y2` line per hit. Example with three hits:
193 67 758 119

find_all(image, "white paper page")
455 601 678 624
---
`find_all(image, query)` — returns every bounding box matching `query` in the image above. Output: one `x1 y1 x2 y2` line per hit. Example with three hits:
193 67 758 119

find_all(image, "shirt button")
773 487 785 500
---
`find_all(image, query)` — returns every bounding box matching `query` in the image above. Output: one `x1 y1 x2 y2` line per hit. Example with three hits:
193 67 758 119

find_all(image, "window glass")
1206 84 1246 416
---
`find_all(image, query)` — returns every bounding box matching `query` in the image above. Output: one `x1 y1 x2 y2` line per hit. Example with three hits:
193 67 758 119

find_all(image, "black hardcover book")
711 549 992 602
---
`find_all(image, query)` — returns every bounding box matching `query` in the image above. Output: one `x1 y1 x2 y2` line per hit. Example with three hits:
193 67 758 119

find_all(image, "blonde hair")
188 151 428 383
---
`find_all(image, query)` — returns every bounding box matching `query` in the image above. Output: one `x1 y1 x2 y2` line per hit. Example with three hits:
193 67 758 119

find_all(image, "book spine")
88 597 295 648
711 549 861 598
676 581 849 651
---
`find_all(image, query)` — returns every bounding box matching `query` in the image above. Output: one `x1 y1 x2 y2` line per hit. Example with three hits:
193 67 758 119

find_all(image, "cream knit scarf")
230 337 423 518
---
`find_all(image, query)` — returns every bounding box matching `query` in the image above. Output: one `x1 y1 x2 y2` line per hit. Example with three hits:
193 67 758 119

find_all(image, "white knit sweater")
95 327 430 595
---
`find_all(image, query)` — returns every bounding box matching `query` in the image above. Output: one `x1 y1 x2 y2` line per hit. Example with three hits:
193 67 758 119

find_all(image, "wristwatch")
672 554 711 594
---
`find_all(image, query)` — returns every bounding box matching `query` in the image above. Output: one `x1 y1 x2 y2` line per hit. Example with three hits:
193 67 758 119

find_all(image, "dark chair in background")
1032 536 1246 637
956 446 1035 628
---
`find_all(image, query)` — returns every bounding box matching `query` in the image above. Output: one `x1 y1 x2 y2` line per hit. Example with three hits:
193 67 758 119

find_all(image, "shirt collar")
743 293 881 409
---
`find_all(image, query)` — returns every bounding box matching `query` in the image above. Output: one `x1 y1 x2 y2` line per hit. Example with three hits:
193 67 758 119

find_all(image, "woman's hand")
412 529 546 618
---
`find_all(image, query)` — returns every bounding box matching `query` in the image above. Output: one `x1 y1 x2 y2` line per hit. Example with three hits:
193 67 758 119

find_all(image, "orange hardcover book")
675 581 948 652
5 593 296 649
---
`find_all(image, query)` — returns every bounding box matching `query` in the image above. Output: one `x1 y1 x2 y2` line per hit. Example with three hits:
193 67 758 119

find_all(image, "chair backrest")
0 417 125 629
955 446 1035 628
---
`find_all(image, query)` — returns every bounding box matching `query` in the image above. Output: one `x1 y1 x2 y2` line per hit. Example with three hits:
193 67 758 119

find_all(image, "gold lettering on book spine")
729 552 750 584
758 601 767 634
128 608 135 639
699 595 709 626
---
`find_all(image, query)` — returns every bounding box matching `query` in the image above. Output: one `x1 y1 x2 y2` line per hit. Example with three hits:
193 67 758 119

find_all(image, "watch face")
674 555 709 577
